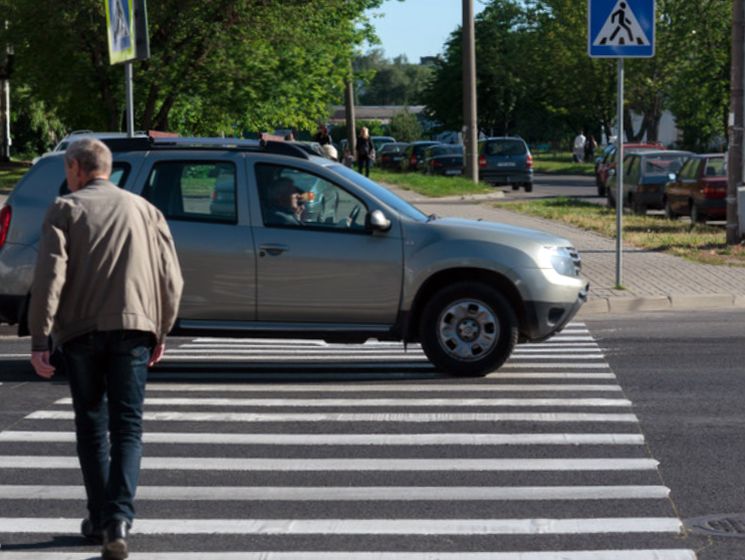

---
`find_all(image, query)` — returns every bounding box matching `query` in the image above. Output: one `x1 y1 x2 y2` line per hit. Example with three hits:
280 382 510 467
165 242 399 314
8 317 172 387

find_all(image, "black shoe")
102 520 129 560
80 518 103 544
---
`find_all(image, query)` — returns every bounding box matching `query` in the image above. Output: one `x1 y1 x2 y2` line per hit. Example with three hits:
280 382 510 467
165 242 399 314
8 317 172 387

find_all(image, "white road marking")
0 431 646 446
0 516 681 535
484 373 617 379
499 364 611 369
0 484 669 501
55 397 633 408
0 552 698 560
144 383 623 393
26 410 640 423
0 456 659 471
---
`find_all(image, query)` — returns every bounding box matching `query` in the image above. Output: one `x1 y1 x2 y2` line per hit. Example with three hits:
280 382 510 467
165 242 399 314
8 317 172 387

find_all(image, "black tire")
597 184 606 197
630 195 645 215
524 182 533 193
691 201 705 224
419 282 518 377
664 198 676 220
607 191 616 209
511 184 520 191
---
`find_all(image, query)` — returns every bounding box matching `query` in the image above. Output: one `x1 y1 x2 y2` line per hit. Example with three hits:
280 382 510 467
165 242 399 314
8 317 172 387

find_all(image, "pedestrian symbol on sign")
593 0 650 47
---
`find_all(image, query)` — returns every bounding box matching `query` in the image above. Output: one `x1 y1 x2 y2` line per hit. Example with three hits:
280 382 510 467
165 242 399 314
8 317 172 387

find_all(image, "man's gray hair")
64 138 113 177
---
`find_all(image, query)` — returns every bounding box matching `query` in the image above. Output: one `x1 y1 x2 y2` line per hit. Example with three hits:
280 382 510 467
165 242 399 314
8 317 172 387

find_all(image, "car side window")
255 163 368 231
679 159 699 181
143 161 237 223
58 163 130 196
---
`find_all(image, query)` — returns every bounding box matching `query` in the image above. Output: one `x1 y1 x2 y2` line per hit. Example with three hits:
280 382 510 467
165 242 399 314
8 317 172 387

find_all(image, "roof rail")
100 135 310 160
102 137 153 152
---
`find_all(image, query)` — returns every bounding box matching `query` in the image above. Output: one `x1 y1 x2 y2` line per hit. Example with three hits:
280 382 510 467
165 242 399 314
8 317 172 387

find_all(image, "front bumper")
521 282 589 342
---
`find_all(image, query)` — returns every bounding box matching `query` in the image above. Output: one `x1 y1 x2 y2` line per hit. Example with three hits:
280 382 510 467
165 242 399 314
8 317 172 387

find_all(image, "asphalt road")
0 317 719 559
587 309 745 559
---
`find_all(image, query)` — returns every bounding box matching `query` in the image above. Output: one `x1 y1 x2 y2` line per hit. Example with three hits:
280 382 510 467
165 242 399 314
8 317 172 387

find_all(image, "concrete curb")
577 293 745 317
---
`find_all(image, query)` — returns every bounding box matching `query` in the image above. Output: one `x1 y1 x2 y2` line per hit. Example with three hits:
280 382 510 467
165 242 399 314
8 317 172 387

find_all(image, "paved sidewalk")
388 185 745 316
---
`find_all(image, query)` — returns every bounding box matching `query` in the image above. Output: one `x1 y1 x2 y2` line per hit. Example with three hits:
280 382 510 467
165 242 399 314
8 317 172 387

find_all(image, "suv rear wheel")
419 282 518 377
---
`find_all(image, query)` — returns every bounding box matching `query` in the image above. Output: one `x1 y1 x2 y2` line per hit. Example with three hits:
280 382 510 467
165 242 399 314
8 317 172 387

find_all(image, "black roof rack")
100 136 310 160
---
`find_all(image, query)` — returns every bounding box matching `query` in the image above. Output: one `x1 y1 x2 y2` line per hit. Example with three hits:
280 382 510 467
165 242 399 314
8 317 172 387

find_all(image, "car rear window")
484 140 526 156
704 157 726 176
643 155 687 177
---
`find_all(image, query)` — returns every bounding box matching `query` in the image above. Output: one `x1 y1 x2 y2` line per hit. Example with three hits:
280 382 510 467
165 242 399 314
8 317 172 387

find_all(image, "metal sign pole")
615 58 624 287
125 62 134 138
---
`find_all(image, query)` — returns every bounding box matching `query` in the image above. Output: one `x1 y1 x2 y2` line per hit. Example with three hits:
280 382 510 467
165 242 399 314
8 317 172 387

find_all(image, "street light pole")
463 0 478 183
727 0 744 244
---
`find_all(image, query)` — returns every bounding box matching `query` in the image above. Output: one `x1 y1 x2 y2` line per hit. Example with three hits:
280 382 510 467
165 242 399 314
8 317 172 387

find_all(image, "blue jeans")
62 330 152 529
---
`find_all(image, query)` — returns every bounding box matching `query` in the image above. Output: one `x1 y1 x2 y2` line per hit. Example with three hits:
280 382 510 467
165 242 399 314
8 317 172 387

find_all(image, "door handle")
259 244 288 257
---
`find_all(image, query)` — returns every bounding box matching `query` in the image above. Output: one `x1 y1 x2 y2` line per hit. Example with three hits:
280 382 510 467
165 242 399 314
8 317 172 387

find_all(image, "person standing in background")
356 126 375 177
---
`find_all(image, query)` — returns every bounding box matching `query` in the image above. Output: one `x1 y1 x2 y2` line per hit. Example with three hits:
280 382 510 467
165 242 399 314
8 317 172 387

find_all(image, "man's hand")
31 351 55 379
149 343 166 367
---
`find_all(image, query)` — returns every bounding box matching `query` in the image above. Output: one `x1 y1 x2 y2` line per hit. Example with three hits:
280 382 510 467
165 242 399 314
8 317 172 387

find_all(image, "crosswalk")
0 323 696 559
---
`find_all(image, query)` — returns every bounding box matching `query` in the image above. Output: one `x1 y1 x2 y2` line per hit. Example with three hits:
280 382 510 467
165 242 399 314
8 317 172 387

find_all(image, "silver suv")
0 136 588 376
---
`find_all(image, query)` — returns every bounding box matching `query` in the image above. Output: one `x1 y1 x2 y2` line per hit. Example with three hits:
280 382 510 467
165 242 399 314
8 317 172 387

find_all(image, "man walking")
29 138 183 559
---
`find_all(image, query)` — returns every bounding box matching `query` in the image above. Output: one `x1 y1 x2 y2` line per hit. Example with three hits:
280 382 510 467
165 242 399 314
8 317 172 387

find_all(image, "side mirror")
668 172 677 182
608 168 616 177
367 209 391 232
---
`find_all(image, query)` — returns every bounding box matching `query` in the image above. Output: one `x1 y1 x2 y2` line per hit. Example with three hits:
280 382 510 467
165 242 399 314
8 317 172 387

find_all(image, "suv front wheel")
419 282 518 377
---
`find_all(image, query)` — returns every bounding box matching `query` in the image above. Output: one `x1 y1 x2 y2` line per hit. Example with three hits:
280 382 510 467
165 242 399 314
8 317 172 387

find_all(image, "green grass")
371 169 493 197
532 152 595 176
495 196 745 266
0 162 31 195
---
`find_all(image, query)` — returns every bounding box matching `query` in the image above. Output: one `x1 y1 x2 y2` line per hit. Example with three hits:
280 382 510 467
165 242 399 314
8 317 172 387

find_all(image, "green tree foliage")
423 0 731 149
355 49 433 105
389 108 422 141
0 0 382 136
9 86 67 157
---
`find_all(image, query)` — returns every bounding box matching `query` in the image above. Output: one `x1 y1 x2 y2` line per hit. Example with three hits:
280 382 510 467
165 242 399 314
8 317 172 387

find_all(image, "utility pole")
727 0 744 244
0 21 11 163
345 78 356 160
462 0 478 183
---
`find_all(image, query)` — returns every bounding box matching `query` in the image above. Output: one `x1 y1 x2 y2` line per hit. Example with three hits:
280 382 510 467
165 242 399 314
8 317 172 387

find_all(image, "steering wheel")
346 204 361 227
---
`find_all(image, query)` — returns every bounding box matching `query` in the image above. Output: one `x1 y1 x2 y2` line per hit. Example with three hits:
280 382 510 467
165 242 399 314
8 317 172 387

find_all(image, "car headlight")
540 246 580 277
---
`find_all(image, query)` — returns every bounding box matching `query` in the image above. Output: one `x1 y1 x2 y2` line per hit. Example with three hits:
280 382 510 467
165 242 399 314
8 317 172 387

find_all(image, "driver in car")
264 178 307 225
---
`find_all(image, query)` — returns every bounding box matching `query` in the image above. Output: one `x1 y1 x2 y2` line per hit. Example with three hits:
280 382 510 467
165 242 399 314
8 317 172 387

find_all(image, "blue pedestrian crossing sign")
588 0 655 58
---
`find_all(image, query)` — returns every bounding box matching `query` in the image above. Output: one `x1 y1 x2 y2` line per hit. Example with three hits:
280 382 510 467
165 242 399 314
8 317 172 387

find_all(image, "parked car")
400 141 439 172
371 136 397 153
420 144 464 176
606 149 693 214
478 137 533 192
376 142 409 171
595 142 666 196
0 135 587 376
663 153 727 223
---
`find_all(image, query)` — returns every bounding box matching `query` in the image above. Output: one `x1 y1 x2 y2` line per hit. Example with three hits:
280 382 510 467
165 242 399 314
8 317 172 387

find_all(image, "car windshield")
643 155 687 177
329 164 428 222
380 143 406 154
484 140 526 156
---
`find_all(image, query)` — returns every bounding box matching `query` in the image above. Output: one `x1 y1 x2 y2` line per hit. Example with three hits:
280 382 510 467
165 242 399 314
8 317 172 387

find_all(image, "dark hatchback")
420 144 464 175
664 153 727 223
376 142 409 171
400 141 439 172
607 150 693 214
478 137 533 192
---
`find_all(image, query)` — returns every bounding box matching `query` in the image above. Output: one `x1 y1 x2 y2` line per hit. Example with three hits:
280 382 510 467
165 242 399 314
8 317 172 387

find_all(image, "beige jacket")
29 179 184 351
